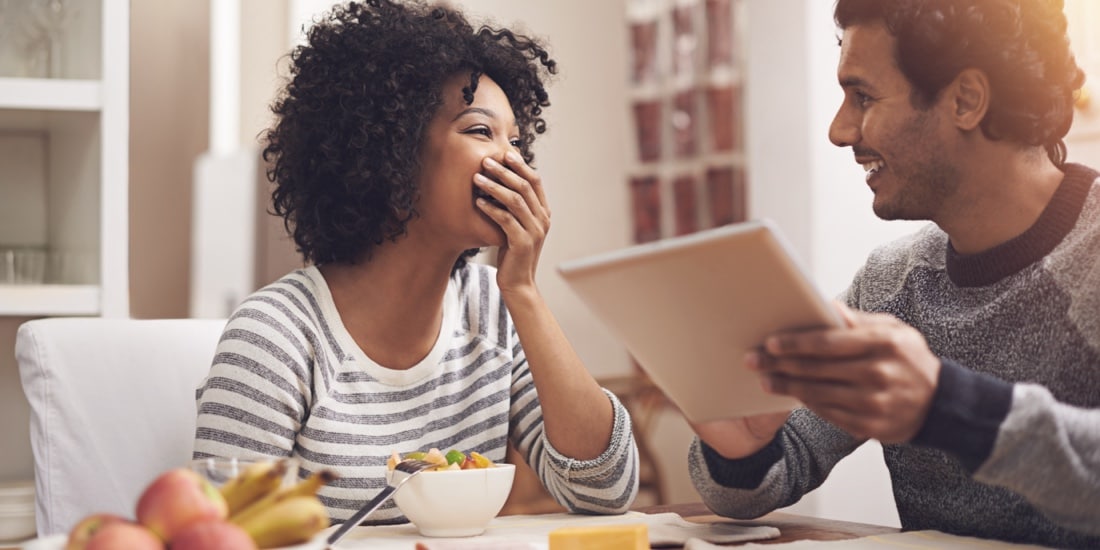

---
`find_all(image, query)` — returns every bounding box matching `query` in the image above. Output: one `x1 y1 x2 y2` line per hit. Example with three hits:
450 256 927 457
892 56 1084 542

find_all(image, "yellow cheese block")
548 523 649 550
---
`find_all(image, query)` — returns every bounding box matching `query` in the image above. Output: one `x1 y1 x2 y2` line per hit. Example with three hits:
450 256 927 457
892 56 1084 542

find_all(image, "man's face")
829 22 960 222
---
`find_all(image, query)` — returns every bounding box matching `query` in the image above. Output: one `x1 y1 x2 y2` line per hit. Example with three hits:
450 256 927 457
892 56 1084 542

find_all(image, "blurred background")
0 0 1097 532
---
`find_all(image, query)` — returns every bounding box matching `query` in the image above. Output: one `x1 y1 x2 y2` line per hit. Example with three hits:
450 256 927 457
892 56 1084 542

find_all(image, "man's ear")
951 68 990 131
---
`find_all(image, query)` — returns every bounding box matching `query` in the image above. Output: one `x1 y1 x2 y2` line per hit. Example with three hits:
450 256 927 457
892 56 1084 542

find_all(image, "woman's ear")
951 68 991 131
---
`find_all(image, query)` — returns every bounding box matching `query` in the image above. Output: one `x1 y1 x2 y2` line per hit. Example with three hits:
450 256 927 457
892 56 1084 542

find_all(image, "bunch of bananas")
220 460 337 548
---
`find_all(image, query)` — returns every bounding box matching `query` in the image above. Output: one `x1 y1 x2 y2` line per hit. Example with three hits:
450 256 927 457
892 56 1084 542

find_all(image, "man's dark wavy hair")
263 0 557 266
834 0 1085 167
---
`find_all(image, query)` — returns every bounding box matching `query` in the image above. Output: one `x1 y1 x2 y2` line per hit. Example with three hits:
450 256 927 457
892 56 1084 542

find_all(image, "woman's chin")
472 216 507 248
479 230 506 249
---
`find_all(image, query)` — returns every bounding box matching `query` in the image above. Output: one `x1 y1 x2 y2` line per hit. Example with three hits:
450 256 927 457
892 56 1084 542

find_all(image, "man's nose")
829 106 859 147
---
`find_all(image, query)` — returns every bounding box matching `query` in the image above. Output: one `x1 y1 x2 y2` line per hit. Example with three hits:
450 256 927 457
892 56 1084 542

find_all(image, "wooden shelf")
0 285 101 316
0 78 102 112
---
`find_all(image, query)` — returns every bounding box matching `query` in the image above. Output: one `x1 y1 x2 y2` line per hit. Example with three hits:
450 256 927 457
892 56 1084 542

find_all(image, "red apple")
84 521 163 550
135 468 228 541
170 519 258 550
66 513 129 550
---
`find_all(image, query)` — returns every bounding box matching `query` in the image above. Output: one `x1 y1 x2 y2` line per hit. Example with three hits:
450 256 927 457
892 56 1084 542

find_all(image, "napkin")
683 530 1055 549
645 512 780 546
328 511 781 549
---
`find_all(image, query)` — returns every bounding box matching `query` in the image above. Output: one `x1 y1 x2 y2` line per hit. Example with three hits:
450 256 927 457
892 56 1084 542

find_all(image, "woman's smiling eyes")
462 126 492 138
462 125 522 148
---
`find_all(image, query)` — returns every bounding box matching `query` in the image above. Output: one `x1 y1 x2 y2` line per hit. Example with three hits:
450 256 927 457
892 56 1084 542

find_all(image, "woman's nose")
489 140 513 164
484 151 507 169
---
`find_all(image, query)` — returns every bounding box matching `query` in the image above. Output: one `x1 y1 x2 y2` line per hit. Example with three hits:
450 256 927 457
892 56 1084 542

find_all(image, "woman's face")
413 73 522 251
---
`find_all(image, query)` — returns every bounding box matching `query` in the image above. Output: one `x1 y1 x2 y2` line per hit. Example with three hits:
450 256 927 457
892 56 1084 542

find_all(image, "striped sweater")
689 164 1100 547
193 262 639 524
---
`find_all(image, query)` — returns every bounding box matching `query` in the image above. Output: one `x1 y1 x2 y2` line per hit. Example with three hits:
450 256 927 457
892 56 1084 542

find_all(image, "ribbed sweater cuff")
700 436 784 489
911 359 1014 472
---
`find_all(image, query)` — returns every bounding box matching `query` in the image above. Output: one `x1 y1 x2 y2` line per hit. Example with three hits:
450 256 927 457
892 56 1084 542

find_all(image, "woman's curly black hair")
835 0 1085 167
263 0 557 266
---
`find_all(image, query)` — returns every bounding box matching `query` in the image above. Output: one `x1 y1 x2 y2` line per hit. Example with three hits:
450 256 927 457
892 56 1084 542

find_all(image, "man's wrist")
910 359 1014 472
700 436 784 489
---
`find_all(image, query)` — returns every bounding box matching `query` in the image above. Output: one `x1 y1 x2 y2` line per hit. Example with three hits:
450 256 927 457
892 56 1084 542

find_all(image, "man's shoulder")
843 223 945 307
1075 169 1100 235
864 222 946 270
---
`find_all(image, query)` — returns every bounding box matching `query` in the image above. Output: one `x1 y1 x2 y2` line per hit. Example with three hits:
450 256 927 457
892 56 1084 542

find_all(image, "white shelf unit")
0 0 128 318
0 285 101 316
0 78 102 111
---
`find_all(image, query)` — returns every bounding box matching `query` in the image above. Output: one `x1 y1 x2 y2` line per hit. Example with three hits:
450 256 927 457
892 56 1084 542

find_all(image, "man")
688 0 1100 547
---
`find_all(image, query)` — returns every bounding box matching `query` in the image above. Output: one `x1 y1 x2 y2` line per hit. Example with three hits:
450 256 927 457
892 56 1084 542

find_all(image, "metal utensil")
326 459 436 547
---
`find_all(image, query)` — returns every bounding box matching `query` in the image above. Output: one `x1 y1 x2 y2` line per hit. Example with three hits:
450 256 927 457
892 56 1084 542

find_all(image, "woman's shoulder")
228 267 327 330
239 267 319 305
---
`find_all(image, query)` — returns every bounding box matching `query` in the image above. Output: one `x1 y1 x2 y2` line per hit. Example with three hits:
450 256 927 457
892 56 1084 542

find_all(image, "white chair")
15 317 226 536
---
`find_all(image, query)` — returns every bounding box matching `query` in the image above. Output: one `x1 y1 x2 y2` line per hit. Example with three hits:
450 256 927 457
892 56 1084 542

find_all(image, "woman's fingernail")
474 173 491 185
484 157 501 168
505 151 522 164
744 352 759 370
765 336 782 352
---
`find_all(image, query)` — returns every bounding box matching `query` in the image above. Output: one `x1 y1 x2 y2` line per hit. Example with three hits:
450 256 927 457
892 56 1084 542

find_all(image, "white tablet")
557 219 842 422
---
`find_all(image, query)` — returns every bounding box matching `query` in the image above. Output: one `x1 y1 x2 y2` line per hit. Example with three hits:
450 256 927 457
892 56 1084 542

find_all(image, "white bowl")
390 464 515 537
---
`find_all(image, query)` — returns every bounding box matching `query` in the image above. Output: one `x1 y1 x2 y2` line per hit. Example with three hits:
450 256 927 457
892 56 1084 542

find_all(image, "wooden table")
636 502 900 545
2 502 901 550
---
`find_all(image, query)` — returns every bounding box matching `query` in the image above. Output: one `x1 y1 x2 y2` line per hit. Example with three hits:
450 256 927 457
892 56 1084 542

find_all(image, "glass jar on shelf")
0 246 46 284
25 0 79 78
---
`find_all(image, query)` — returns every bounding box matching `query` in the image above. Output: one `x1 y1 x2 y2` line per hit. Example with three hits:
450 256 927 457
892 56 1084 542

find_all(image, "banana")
219 459 289 516
235 495 330 549
230 469 337 524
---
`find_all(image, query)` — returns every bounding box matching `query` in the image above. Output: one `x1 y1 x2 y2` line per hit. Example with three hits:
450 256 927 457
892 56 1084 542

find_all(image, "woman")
192 0 640 525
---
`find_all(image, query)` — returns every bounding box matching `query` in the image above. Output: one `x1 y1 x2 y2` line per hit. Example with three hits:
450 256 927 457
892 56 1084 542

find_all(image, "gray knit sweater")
689 164 1100 548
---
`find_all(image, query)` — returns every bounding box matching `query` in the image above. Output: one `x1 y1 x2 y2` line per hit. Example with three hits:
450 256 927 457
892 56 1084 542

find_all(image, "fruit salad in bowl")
386 448 496 472
387 448 515 537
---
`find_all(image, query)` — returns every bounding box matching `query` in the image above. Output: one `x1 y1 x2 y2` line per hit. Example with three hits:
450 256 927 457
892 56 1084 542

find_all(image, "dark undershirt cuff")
910 359 1014 472
700 435 784 489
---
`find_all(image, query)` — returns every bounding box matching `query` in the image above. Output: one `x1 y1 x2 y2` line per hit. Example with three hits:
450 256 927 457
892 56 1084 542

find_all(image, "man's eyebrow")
839 76 873 90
